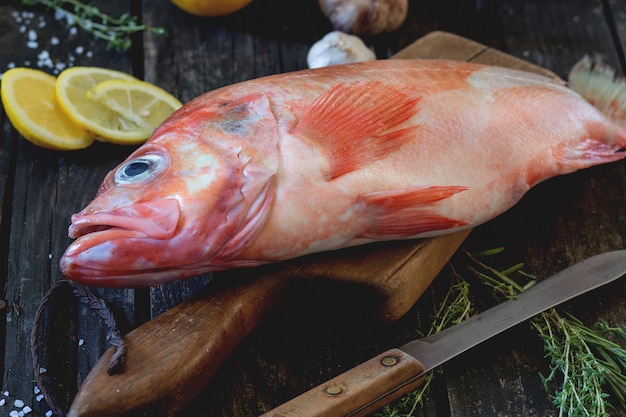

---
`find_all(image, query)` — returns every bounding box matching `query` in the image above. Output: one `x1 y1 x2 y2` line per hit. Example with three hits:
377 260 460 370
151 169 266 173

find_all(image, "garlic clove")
319 0 409 36
307 31 376 69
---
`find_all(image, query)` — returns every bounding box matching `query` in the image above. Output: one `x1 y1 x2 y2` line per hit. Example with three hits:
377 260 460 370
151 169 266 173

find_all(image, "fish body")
60 59 626 287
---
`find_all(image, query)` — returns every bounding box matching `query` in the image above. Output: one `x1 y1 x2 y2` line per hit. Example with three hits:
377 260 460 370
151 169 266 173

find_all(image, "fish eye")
115 154 166 185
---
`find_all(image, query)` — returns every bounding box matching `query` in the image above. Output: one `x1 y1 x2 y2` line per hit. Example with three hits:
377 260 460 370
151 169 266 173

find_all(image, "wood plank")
609 0 626 72
1 0 624 416
0 1 138 415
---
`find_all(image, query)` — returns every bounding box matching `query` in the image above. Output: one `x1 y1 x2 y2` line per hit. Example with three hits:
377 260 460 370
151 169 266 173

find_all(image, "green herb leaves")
377 249 626 417
21 0 166 51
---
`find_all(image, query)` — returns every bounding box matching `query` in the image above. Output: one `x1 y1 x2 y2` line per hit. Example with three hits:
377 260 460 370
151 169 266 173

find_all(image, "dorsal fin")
292 81 421 179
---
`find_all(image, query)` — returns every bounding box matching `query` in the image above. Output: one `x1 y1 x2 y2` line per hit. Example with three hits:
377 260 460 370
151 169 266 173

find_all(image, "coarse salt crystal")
75 46 84 54
26 41 38 49
27 29 37 41
33 387 40 395
39 367 47 374
0 398 4 406
23 405 32 414
3 391 9 396
46 410 53 417
35 394 44 402
50 36 60 46
78 339 84 346
14 399 24 408
69 27 78 35
19 26 26 34
9 410 19 417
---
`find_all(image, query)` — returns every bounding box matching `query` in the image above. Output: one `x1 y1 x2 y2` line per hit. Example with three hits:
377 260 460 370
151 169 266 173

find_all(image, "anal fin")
292 81 421 179
359 185 469 239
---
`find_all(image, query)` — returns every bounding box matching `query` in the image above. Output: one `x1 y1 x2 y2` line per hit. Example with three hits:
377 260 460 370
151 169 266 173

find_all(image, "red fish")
60 58 626 287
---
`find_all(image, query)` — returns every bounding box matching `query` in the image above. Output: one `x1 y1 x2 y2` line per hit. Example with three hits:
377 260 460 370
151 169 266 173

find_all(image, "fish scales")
60 59 626 287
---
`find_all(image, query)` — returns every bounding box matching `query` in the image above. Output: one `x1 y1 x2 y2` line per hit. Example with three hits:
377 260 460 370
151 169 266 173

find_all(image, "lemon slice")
55 66 140 143
0 67 93 150
86 79 183 144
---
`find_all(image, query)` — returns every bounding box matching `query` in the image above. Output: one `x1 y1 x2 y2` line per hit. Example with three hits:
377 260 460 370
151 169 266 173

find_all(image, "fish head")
60 93 280 287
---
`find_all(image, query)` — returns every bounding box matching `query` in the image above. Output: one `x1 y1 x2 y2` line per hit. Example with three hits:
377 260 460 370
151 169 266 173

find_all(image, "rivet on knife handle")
260 349 426 417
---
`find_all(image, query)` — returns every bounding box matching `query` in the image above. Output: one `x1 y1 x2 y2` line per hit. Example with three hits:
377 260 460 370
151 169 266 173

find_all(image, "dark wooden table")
1 1 626 416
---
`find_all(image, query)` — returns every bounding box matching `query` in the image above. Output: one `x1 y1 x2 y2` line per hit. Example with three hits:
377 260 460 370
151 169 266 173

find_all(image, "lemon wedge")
55 66 141 143
86 79 183 144
0 67 93 150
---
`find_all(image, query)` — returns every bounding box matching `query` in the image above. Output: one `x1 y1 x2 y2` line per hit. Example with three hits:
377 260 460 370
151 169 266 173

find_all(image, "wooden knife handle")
261 349 426 417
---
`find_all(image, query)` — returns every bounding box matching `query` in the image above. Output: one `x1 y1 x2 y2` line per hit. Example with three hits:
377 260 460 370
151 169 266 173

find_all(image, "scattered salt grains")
78 338 85 346
0 398 5 406
46 411 53 417
6 8 94 75
14 399 24 408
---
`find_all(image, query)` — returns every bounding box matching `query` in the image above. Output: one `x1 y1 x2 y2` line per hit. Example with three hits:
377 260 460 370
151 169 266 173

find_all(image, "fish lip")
68 199 181 240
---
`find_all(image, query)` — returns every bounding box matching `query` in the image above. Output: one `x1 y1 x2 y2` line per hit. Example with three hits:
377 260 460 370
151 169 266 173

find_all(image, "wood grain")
0 1 625 416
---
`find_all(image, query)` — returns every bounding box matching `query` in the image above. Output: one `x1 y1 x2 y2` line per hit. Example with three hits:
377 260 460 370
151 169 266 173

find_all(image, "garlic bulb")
319 0 409 36
307 31 376 69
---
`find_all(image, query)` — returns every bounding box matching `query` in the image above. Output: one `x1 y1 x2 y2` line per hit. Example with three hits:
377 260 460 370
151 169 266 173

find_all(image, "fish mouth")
68 199 181 240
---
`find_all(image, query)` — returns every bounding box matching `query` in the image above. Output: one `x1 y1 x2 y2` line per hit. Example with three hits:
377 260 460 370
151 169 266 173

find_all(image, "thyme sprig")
376 269 473 417
21 0 166 51
377 248 626 417
470 250 626 416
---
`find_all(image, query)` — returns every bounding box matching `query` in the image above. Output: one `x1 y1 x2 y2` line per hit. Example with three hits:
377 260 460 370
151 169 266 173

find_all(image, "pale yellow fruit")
171 0 253 17
85 79 183 145
55 66 139 142
0 67 93 150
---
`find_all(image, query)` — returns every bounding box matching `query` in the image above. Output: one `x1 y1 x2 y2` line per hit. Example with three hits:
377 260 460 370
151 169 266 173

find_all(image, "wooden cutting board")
67 31 557 417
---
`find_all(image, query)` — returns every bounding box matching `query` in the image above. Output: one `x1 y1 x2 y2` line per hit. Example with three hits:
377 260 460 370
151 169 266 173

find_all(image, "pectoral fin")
292 81 421 179
359 185 469 238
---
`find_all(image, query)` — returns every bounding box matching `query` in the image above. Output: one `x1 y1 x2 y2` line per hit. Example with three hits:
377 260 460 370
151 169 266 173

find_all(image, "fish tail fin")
569 56 626 128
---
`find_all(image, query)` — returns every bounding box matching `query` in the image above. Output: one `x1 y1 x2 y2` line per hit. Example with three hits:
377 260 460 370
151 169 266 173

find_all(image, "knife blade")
261 250 626 417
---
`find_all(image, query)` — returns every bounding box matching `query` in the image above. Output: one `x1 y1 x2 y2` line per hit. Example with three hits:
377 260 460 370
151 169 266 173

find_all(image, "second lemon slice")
86 79 183 144
56 67 138 142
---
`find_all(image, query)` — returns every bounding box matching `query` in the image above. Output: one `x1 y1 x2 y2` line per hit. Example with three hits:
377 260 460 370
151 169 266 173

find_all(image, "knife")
261 250 626 417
